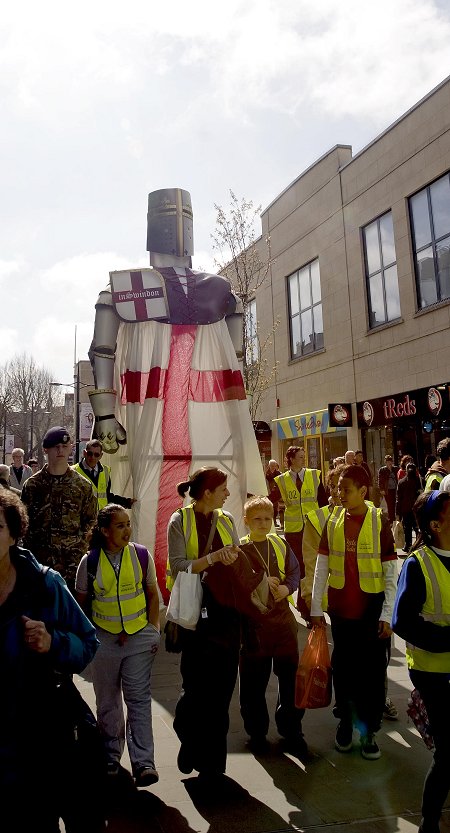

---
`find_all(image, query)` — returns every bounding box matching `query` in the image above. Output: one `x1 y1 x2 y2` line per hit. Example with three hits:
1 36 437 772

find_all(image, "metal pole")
30 398 34 457
75 364 80 463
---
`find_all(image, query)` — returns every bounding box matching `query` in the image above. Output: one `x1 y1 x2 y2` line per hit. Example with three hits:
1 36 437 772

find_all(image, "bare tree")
0 354 65 460
211 190 278 419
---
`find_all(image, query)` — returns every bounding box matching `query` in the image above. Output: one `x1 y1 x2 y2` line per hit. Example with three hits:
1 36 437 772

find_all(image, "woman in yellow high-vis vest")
271 445 327 615
75 504 161 789
311 464 397 762
392 491 450 833
167 467 242 780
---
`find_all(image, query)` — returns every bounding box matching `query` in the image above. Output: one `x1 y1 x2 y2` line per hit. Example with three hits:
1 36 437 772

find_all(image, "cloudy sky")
1 0 450 388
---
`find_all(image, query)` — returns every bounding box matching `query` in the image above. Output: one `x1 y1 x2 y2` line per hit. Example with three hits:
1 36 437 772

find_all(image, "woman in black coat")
395 463 423 552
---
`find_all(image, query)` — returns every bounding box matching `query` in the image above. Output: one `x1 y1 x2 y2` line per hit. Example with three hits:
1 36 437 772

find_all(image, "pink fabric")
120 367 246 405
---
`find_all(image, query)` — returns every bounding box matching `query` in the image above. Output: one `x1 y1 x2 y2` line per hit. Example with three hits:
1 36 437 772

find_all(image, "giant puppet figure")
88 188 267 600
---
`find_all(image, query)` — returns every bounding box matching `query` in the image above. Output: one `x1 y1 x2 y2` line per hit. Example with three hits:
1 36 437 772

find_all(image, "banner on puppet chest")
111 269 168 322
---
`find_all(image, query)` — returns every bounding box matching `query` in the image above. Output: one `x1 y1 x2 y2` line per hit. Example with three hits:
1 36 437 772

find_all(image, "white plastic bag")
166 563 202 630
380 496 388 516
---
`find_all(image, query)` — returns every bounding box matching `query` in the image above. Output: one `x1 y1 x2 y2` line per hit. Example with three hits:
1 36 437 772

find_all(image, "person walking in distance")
270 445 327 588
378 455 399 524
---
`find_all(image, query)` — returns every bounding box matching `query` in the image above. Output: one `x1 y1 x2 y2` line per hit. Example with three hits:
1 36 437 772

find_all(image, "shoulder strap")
201 510 219 557
86 548 101 602
133 542 149 575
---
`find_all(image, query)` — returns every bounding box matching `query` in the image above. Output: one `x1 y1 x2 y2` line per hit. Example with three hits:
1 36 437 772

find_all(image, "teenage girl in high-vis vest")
392 491 450 833
167 467 242 780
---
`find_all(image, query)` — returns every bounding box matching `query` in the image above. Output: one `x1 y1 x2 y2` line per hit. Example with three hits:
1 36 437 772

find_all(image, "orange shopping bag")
295 626 332 709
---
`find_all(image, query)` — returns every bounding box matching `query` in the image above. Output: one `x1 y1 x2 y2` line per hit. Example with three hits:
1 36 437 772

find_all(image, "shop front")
272 408 347 475
357 382 450 477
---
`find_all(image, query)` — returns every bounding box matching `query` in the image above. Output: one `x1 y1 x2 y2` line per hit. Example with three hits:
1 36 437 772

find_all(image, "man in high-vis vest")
72 439 137 511
425 437 450 491
311 464 397 762
272 445 327 588
238 496 307 759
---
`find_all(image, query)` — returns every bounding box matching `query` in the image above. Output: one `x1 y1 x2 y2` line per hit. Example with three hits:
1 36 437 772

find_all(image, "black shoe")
134 766 159 787
360 734 381 760
247 735 269 755
282 734 309 760
335 721 353 752
177 745 194 775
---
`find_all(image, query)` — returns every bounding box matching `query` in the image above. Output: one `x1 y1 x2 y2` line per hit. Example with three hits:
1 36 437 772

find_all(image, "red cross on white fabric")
120 324 246 600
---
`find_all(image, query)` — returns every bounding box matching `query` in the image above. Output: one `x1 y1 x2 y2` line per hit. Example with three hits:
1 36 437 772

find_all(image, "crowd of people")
2 431 450 833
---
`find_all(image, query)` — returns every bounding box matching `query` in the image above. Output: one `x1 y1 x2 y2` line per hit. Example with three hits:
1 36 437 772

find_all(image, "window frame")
287 258 323 360
409 171 450 310
362 209 401 330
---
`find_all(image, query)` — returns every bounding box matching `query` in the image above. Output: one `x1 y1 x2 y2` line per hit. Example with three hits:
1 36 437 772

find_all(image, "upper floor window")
245 298 258 365
409 173 450 309
363 211 400 328
288 259 323 359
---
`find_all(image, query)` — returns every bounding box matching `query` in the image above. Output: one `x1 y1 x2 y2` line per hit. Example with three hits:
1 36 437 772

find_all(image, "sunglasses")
86 451 102 458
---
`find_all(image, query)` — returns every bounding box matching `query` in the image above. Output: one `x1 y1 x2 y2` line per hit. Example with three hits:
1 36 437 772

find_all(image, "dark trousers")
239 611 304 740
410 670 450 830
402 511 417 550
173 625 240 775
330 615 386 735
386 490 397 524
284 530 304 579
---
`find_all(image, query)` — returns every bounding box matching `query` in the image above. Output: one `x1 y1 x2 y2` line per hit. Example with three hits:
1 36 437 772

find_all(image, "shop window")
409 172 450 309
363 211 401 328
288 259 323 359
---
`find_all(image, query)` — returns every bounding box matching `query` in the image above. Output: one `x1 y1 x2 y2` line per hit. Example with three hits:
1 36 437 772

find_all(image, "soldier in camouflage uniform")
22 426 97 592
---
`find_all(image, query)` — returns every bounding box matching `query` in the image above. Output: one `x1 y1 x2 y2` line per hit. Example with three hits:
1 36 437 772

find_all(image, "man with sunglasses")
72 439 136 511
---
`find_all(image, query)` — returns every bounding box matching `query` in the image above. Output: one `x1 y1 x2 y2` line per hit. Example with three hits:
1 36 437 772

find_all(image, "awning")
272 408 338 439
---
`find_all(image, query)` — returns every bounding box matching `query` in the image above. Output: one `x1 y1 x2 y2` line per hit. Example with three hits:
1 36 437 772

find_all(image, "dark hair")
437 438 450 461
339 464 370 491
326 464 345 488
285 445 304 468
89 503 127 549
406 462 417 479
0 490 29 542
85 439 102 452
177 467 227 500
425 454 437 469
27 458 38 466
355 450 363 456
413 490 450 548
399 454 414 470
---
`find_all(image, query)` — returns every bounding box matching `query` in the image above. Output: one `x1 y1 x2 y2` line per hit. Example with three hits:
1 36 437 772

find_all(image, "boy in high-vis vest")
311 465 397 761
238 496 308 759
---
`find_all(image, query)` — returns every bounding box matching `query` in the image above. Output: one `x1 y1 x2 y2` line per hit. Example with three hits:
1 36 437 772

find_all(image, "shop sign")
357 384 449 428
328 403 352 428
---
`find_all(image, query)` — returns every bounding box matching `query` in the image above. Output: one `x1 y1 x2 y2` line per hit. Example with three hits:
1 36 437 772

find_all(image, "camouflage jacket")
21 465 98 586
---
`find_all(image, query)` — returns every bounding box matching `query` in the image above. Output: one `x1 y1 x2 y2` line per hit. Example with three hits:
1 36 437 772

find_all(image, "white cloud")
0 328 19 361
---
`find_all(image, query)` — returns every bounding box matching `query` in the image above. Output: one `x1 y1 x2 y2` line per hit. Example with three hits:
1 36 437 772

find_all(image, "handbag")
295 626 332 709
166 563 203 630
393 519 406 550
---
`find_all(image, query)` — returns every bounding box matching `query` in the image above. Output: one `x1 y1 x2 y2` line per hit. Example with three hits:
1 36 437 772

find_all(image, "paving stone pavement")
73 602 450 833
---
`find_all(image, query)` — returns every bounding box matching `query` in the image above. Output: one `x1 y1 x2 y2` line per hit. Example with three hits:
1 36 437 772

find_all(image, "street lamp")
49 380 90 463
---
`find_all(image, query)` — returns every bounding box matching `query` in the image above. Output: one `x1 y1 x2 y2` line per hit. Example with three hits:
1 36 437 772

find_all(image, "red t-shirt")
318 510 396 619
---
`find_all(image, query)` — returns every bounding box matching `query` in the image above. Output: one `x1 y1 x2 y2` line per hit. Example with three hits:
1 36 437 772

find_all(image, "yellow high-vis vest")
305 505 331 537
327 505 384 593
91 543 148 634
425 471 444 491
406 546 450 672
274 469 321 533
72 463 110 509
240 532 294 605
166 506 234 591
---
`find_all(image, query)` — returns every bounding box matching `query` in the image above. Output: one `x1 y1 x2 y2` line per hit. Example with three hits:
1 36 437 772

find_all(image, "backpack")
86 543 149 616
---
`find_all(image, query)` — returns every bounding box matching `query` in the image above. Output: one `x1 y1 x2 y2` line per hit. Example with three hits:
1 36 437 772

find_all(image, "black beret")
43 426 71 449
